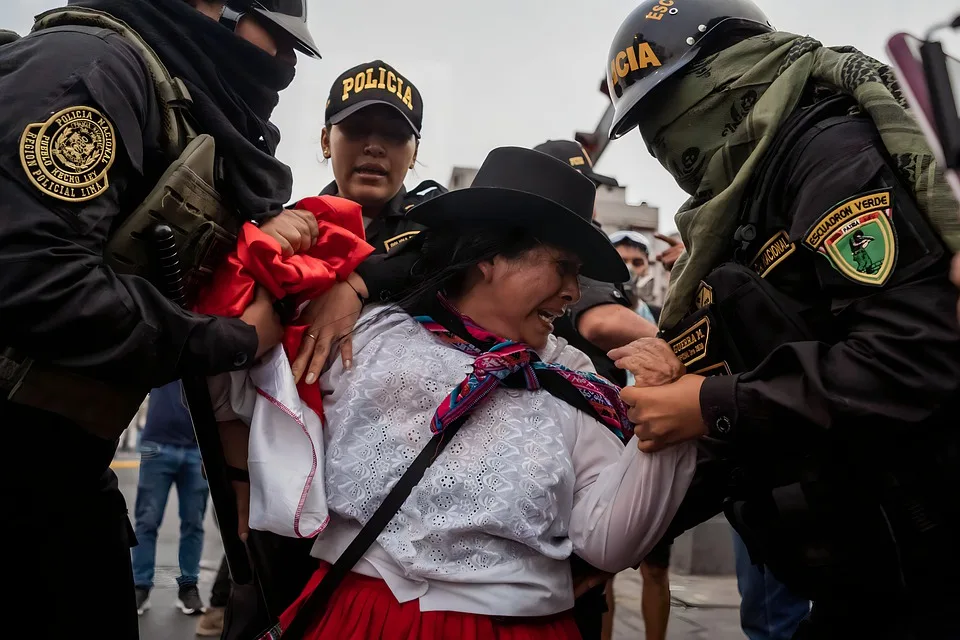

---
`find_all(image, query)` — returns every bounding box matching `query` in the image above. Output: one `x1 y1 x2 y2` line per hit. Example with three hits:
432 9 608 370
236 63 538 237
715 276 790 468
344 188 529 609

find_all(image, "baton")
150 224 272 617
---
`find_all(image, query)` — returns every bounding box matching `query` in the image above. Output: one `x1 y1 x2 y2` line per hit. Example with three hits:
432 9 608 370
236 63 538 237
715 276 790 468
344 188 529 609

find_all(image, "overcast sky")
6 0 958 232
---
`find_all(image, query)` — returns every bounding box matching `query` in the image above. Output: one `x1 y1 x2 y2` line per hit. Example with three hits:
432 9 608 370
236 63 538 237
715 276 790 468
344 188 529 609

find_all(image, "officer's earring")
323 149 331 159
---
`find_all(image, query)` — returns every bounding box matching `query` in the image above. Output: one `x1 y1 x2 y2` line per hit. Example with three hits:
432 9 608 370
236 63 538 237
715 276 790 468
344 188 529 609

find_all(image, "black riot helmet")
219 0 321 58
606 0 774 139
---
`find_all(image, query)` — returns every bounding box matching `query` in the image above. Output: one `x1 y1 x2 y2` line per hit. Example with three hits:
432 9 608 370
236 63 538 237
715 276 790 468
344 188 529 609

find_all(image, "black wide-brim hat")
407 147 629 283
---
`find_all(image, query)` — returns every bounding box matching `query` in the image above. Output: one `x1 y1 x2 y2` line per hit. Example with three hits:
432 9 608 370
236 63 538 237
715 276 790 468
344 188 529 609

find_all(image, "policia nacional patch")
802 189 898 286
19 106 116 203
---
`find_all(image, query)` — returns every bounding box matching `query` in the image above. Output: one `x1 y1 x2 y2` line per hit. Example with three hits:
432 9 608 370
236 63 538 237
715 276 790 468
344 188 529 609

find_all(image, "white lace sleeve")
567 415 697 573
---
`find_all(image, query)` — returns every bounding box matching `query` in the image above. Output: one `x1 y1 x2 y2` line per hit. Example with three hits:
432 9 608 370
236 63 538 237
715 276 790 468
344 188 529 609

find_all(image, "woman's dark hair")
353 226 543 339
330 226 549 371
392 227 541 314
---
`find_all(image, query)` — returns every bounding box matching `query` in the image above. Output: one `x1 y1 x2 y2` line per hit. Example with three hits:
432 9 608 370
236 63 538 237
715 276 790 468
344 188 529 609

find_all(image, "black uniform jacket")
665 100 960 558
0 26 257 491
318 179 447 301
0 26 258 387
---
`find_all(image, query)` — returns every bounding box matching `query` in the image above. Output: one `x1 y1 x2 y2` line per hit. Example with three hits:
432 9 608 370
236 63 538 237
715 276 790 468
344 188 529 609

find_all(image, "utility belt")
661 262 958 601
2 135 236 441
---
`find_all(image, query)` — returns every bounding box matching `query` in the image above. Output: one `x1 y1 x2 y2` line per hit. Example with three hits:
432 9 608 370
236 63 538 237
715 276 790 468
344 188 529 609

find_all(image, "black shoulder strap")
278 414 469 639
734 90 858 262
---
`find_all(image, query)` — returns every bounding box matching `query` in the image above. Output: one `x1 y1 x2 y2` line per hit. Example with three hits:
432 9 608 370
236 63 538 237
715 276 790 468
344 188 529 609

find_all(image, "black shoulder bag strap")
276 413 469 640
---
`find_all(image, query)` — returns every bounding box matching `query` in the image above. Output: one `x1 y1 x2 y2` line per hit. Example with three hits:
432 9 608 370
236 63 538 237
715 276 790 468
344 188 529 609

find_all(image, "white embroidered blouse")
312 309 697 617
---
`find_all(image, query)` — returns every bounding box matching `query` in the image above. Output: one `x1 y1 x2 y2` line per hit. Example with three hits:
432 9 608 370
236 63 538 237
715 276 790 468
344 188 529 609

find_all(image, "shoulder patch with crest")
802 189 897 286
19 106 116 203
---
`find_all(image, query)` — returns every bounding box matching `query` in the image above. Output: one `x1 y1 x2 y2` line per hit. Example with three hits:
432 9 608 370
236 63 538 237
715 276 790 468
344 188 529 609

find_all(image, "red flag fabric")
195 195 374 418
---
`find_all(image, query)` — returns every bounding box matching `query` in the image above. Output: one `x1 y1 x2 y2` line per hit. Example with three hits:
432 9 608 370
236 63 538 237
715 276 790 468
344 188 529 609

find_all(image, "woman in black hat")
274 147 696 639
290 60 446 385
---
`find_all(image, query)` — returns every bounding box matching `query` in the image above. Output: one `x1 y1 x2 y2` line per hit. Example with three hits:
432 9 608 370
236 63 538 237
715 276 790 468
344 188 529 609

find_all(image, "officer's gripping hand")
260 208 319 257
239 286 284 359
621 375 708 453
292 272 367 385
609 338 685 388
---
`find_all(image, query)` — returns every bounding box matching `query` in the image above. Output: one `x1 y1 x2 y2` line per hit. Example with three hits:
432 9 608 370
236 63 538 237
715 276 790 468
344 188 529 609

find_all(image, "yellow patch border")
668 316 710 368
19 105 116 203
802 189 897 286
383 230 420 252
749 230 796 278
802 190 893 250
695 281 713 308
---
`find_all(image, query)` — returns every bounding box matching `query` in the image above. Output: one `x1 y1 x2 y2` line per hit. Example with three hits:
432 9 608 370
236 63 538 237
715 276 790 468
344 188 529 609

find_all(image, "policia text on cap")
606 1 960 638
0 0 322 636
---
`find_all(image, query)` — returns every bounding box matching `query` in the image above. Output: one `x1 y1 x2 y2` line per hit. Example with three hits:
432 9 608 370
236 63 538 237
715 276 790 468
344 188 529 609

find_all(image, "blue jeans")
733 529 811 640
131 441 209 589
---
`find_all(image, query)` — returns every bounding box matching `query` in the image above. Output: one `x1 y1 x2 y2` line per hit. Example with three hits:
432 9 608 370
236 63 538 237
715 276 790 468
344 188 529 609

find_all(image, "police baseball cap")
533 140 619 187
325 60 423 137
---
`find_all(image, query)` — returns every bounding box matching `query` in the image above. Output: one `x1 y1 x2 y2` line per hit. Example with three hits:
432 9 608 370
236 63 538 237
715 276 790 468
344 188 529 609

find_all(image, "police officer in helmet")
0 0 320 636
605 0 960 637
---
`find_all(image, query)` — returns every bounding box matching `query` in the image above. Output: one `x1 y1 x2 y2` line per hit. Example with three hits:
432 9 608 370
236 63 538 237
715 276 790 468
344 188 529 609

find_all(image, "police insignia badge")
695 281 713 308
750 230 796 278
19 106 116 203
667 316 710 368
383 230 420 252
802 189 897 286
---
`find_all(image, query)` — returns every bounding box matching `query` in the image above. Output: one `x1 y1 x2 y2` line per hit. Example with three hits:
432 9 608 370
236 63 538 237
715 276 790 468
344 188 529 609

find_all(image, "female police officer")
604 0 960 637
290 60 446 384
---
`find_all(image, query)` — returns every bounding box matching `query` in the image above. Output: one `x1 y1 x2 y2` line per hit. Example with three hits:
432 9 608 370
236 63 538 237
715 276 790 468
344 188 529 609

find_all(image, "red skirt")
279 563 582 640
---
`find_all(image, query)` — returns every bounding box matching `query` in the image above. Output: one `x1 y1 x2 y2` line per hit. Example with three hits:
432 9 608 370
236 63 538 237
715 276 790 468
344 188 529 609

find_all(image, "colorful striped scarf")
414 295 632 443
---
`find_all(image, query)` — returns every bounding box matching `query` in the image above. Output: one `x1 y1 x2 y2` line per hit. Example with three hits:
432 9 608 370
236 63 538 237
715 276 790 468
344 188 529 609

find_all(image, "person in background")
608 230 659 323
732 531 810 640
653 232 684 272
132 381 210 617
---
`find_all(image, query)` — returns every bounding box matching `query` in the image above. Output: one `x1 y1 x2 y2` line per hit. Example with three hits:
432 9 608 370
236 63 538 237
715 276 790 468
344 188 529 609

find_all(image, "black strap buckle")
218 4 246 32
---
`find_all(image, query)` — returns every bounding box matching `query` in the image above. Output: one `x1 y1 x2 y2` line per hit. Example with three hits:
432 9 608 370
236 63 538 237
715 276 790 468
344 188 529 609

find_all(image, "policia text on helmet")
606 0 773 140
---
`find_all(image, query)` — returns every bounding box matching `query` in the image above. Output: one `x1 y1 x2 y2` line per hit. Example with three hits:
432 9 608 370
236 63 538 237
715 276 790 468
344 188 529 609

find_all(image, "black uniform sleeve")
0 29 256 386
699 116 960 442
567 277 632 328
354 250 421 302
354 180 448 302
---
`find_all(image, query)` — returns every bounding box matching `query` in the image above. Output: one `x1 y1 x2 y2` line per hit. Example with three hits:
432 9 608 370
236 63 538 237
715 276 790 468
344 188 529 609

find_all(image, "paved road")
114 454 745 640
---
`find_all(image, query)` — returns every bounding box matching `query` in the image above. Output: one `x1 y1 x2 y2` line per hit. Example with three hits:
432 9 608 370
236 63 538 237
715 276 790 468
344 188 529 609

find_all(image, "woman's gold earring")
323 150 331 158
